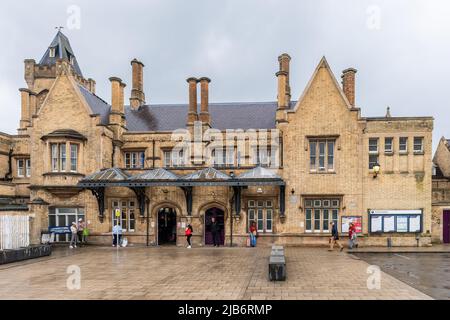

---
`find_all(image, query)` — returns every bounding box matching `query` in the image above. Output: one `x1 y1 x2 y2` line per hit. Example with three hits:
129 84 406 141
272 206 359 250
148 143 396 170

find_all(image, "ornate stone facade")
0 32 436 247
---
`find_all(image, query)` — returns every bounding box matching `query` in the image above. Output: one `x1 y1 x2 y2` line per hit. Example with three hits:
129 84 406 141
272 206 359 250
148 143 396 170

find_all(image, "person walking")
329 221 343 252
211 217 220 247
348 222 356 249
77 218 85 246
112 223 123 247
69 222 78 249
249 221 257 247
185 224 193 248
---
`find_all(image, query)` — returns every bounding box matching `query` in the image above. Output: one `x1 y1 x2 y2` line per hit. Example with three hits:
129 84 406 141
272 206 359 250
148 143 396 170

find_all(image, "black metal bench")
269 245 286 281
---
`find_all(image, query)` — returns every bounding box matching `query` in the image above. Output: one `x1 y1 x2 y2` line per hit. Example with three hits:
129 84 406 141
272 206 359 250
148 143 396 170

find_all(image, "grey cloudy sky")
0 0 449 151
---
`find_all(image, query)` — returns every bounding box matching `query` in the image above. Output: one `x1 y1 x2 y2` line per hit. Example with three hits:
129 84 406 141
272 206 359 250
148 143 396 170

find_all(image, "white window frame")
17 159 25 177
247 200 274 233
368 138 379 154
50 143 68 173
413 137 424 153
111 199 136 232
399 137 408 153
70 144 78 172
124 151 145 169
49 47 56 58
385 137 393 153
309 139 335 172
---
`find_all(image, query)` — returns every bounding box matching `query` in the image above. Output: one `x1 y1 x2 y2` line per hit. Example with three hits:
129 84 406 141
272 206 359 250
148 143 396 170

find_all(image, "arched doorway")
204 207 225 246
157 207 177 245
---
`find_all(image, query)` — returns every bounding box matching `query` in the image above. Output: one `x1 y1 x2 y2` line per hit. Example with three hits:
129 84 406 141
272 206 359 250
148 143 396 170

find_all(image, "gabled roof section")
82 168 129 182
39 31 83 76
129 168 179 181
237 166 282 180
181 167 231 180
78 85 111 125
290 56 353 113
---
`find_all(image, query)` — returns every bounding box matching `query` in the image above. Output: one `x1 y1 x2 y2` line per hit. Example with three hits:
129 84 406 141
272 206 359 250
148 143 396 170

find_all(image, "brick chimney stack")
341 68 357 107
109 77 126 125
186 77 199 126
130 59 146 109
199 77 211 126
276 53 291 124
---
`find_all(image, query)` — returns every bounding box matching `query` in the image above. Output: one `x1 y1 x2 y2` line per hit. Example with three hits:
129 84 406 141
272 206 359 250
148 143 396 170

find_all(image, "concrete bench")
269 245 286 281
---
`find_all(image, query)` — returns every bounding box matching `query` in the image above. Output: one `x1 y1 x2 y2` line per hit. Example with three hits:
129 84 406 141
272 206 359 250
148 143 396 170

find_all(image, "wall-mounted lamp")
291 188 295 195
373 163 380 179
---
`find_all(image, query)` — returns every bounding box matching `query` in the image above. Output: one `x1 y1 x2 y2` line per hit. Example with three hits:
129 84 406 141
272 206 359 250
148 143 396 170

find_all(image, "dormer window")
70 55 75 65
49 47 56 58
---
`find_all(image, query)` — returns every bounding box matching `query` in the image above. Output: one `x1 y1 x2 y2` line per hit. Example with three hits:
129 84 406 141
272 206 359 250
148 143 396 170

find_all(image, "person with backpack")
329 221 343 252
185 224 193 248
69 222 78 249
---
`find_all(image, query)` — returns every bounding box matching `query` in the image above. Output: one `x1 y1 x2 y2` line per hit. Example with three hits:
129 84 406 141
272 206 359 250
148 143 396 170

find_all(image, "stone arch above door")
198 201 229 224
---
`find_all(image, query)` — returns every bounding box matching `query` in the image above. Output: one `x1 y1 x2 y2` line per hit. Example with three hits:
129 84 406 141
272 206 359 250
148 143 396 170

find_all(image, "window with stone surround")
304 198 339 233
309 139 335 172
414 137 424 153
399 137 408 153
368 138 379 169
124 151 145 169
384 137 393 153
51 143 66 172
247 200 273 233
163 148 185 168
17 158 31 178
111 200 136 232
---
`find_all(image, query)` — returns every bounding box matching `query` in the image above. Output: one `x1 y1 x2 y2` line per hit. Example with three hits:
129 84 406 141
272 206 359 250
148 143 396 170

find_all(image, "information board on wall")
369 210 422 233
370 216 382 233
341 216 362 233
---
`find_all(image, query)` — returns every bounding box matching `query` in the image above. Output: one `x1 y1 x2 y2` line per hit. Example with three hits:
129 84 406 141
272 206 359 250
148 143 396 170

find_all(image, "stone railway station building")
0 31 444 247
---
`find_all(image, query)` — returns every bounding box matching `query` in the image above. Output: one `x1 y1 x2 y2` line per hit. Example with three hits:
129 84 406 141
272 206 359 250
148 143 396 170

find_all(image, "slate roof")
78 85 111 125
124 101 297 132
39 31 83 76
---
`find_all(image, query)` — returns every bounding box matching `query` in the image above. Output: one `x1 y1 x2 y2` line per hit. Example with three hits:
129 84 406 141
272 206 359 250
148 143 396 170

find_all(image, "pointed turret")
39 31 83 76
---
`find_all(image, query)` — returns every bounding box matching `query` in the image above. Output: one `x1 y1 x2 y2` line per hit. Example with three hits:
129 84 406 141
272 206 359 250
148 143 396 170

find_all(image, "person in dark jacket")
329 222 343 252
210 217 220 247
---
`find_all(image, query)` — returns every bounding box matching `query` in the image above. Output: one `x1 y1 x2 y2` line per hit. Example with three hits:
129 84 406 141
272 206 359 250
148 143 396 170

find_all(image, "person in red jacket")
249 221 257 247
348 222 357 249
185 224 193 248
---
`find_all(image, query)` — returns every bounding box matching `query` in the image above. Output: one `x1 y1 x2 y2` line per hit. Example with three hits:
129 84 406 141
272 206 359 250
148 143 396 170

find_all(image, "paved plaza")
354 252 450 300
0 246 431 300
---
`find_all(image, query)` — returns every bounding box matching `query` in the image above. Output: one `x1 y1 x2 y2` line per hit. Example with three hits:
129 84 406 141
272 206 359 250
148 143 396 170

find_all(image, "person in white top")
69 222 78 249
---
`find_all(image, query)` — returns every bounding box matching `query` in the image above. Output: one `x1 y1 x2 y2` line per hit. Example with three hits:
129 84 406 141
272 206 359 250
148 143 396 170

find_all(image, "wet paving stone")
0 246 432 300
353 252 450 300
